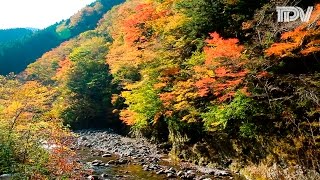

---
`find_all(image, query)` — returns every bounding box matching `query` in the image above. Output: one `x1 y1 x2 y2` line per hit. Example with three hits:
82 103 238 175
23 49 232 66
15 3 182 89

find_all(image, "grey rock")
87 175 101 180
177 171 185 177
86 144 93 148
156 170 164 175
164 167 176 174
167 173 175 178
149 164 158 170
0 174 11 180
168 167 176 172
92 159 103 163
186 173 196 179
92 162 100 166
214 170 231 176
101 174 108 178
102 153 112 158
198 175 212 180
99 163 105 166
117 159 128 164
91 159 104 166
107 160 116 164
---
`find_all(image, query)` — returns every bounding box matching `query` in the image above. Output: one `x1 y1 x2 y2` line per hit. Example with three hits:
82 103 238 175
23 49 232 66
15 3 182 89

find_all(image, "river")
74 130 244 180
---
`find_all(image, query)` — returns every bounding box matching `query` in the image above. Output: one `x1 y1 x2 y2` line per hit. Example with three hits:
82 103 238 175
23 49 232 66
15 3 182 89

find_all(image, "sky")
0 0 96 29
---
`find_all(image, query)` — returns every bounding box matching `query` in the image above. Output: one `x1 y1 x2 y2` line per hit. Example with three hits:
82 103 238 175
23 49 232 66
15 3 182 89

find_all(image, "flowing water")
78 149 167 179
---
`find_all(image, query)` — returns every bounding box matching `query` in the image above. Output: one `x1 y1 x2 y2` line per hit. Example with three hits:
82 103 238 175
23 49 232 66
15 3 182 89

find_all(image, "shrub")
202 92 259 138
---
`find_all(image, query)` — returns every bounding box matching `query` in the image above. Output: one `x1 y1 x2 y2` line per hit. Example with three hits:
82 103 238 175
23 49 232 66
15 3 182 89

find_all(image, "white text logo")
276 6 314 22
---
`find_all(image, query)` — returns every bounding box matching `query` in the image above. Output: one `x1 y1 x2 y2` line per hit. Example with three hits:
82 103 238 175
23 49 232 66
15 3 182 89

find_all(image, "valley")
0 0 320 179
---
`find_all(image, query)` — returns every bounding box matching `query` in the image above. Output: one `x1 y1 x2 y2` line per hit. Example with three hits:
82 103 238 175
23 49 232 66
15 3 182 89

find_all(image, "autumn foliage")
4 0 320 178
195 32 248 101
0 77 80 178
266 4 320 58
123 3 160 45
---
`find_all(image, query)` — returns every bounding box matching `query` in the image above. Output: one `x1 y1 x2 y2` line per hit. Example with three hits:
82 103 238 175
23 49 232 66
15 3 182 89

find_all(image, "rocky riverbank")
74 130 240 180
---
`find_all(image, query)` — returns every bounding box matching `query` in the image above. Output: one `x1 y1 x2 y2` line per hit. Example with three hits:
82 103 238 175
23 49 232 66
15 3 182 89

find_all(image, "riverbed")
74 130 244 180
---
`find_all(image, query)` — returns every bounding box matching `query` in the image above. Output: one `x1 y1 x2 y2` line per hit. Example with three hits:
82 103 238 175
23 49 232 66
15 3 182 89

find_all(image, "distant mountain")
0 0 124 75
0 28 33 43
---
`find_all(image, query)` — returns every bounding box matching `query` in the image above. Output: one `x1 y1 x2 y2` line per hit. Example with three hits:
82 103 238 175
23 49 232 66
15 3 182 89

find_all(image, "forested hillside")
0 28 34 43
0 0 124 75
1 0 320 179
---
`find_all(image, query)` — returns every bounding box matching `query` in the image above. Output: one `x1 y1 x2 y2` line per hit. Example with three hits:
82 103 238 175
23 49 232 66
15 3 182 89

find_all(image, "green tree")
60 37 113 129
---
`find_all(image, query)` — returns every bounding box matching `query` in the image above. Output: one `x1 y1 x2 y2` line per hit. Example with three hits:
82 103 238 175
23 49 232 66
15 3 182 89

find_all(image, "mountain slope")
0 28 34 43
0 0 124 75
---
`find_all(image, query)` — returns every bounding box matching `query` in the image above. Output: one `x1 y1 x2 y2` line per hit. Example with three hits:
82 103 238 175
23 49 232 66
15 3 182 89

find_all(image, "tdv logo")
276 6 314 22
